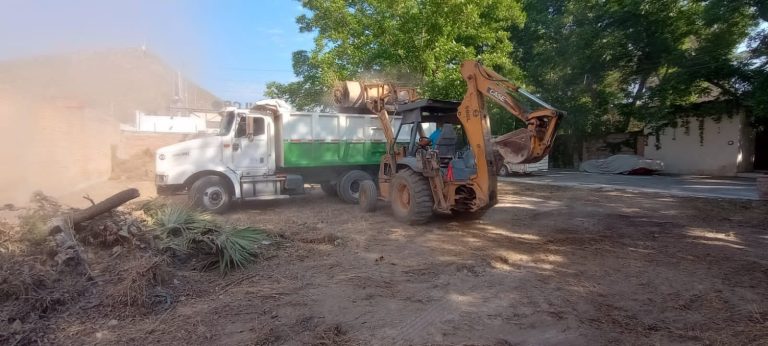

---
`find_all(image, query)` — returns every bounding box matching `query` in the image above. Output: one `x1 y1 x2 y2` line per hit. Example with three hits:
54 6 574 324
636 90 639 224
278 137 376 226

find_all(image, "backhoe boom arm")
460 60 564 166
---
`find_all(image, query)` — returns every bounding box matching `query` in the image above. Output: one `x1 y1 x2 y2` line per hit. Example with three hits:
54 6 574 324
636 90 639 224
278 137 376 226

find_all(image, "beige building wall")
644 114 747 176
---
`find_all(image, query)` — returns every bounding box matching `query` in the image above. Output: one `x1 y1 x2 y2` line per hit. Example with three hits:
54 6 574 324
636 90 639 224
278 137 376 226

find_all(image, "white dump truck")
155 99 397 212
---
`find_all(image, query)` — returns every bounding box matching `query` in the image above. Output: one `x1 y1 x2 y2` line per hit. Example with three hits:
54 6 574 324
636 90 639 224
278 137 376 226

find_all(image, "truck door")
231 115 274 176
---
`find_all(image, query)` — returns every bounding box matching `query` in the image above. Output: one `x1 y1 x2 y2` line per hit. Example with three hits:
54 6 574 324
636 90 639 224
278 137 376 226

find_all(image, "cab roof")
394 99 461 125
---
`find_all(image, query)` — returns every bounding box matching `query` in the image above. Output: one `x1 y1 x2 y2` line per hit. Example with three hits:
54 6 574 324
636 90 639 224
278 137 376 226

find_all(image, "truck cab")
155 104 304 213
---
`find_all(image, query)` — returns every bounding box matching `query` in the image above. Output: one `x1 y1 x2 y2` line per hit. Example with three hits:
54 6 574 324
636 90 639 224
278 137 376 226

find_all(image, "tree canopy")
514 0 764 137
267 0 766 137
266 0 527 108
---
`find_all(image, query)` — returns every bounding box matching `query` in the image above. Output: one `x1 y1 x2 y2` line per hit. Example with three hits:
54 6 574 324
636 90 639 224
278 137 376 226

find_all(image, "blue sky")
0 0 314 102
1 1 764 104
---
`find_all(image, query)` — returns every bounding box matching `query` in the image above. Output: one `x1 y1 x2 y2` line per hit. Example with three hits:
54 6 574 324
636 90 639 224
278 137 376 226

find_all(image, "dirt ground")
23 182 768 344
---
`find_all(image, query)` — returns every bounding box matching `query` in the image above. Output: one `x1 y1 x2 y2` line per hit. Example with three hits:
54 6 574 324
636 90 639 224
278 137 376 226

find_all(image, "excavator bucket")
495 128 534 164
494 128 550 164
494 107 563 165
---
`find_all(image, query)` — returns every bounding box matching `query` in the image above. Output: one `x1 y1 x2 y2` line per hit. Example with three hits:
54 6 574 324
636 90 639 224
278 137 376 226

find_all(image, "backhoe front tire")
189 176 231 214
390 169 433 224
359 180 378 213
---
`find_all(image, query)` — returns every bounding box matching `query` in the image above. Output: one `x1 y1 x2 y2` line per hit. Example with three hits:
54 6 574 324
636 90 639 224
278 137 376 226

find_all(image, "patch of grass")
0 218 23 254
17 191 65 245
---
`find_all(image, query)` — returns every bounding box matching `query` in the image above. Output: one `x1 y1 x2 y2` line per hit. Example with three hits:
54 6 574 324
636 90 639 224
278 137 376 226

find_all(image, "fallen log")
46 188 141 275
48 188 140 235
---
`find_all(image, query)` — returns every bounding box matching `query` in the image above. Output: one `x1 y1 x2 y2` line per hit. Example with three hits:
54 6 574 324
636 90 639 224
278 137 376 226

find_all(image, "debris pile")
0 189 272 345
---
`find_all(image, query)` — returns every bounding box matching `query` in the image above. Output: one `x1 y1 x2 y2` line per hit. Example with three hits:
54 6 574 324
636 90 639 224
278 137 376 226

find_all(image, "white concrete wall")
644 114 745 176
135 112 210 133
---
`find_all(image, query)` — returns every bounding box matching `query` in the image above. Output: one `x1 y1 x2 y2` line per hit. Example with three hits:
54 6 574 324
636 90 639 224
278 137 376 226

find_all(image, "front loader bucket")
494 128 546 164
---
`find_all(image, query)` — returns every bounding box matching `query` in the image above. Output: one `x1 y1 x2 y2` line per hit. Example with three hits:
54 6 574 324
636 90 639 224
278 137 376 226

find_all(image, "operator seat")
435 124 457 158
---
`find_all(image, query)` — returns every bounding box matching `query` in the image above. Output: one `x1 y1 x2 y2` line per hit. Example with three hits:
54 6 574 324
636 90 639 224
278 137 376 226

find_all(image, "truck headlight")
158 153 166 160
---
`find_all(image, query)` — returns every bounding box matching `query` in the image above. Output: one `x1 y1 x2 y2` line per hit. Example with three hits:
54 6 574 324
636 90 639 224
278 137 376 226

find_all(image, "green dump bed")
279 112 402 168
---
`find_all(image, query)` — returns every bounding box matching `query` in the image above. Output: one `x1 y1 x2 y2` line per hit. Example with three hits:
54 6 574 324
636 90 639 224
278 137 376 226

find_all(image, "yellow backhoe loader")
333 60 564 224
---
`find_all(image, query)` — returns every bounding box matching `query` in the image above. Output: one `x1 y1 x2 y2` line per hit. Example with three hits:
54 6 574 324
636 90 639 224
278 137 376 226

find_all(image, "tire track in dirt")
380 293 456 345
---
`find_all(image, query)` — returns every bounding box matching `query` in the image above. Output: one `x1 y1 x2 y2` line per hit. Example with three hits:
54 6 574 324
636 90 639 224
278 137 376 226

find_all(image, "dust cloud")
0 86 119 205
0 1 211 205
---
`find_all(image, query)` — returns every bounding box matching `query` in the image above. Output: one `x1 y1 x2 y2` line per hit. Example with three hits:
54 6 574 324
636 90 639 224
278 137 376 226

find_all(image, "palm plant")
144 202 268 273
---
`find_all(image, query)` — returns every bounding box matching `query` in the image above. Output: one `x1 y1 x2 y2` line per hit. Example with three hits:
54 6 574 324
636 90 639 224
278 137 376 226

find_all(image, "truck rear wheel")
499 165 510 176
190 176 231 214
320 182 337 197
359 180 378 212
390 168 433 224
337 170 373 204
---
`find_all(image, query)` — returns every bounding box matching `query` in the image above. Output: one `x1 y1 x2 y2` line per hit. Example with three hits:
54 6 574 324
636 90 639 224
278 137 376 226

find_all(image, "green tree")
267 0 527 110
264 51 330 111
512 0 762 165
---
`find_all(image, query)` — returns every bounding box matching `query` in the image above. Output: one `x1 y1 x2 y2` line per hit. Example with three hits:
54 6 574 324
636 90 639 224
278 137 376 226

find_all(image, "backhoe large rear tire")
390 169 433 224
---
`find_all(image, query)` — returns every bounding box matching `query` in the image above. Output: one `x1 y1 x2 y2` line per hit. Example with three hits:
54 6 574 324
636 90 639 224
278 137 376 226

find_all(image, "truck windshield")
218 112 235 136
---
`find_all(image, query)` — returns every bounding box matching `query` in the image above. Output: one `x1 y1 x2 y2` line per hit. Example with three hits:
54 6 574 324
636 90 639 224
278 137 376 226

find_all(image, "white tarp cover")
579 155 664 174
252 99 293 115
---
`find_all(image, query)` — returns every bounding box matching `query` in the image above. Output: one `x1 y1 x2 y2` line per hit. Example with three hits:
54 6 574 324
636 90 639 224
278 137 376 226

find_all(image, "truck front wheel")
190 176 231 214
337 170 373 204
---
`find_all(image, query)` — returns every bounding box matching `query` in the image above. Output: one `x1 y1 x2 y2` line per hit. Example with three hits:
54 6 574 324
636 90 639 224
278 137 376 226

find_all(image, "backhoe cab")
336 60 564 224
